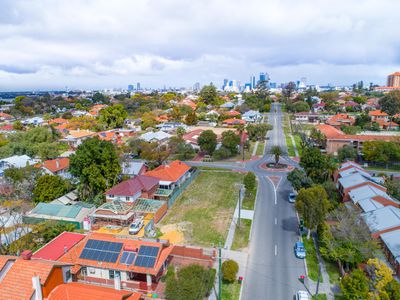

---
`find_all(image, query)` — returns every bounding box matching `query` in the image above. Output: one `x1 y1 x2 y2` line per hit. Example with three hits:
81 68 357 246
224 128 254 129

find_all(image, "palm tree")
271 146 282 166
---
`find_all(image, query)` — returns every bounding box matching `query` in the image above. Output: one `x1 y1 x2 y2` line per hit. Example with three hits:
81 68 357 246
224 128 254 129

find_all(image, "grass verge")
242 189 256 210
302 235 322 282
293 134 303 156
161 170 244 247
231 219 252 251
222 281 241 300
325 260 341 285
256 141 265 156
312 294 327 300
285 135 296 156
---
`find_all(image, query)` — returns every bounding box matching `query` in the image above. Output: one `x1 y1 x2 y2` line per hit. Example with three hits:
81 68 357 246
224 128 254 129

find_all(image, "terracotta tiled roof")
226 110 241 116
145 160 190 182
223 118 246 125
316 124 396 142
49 118 69 125
369 110 388 117
390 72 400 76
48 282 141 300
183 129 204 145
58 232 174 276
32 232 85 261
105 175 159 196
0 112 14 120
40 157 70 173
68 130 96 139
180 99 197 110
0 124 14 131
0 256 70 300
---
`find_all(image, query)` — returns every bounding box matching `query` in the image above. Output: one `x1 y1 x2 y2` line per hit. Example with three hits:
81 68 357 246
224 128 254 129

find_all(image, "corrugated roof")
349 185 392 204
31 203 82 219
32 232 86 261
380 229 400 264
358 198 384 212
338 173 369 189
363 206 400 233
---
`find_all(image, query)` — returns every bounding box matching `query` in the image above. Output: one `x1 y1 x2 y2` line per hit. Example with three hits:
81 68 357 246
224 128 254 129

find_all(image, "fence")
167 169 200 208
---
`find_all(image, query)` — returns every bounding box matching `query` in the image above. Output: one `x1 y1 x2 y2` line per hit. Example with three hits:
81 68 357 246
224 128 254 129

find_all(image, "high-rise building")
136 82 141 91
127 84 134 91
259 72 266 82
387 72 400 87
222 79 229 90
252 76 256 89
193 82 201 92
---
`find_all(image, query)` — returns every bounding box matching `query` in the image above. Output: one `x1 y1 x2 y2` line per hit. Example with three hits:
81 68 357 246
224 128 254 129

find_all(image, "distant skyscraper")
387 72 400 87
252 76 256 89
136 82 141 91
128 84 134 91
223 79 229 90
193 82 201 92
259 72 266 82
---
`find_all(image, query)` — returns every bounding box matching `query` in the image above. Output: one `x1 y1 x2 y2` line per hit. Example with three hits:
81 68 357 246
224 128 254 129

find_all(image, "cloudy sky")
0 0 399 90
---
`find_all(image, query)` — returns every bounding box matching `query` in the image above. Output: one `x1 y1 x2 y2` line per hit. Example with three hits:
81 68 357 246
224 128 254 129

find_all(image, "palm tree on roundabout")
270 145 282 167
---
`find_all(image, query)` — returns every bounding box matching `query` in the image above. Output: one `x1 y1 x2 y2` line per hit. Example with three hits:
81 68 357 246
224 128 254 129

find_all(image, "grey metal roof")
349 185 392 204
122 161 145 175
380 229 400 264
363 206 400 233
358 198 384 212
338 173 369 189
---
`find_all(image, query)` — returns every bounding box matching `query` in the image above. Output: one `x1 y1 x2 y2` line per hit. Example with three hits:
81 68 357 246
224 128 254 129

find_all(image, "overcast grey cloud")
0 0 399 90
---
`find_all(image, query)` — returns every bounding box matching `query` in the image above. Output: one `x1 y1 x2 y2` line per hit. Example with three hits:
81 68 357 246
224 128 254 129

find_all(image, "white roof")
140 131 172 142
340 161 362 169
380 229 400 265
339 167 371 179
122 161 145 175
358 198 384 212
363 206 400 233
242 110 260 117
349 185 392 204
0 155 39 168
338 173 369 189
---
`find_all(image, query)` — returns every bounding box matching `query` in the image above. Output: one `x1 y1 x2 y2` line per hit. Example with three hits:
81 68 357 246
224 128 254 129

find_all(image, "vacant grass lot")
231 219 252 251
161 170 244 247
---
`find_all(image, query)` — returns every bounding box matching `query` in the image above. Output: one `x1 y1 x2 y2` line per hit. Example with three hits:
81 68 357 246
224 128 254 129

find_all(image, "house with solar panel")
42 232 216 296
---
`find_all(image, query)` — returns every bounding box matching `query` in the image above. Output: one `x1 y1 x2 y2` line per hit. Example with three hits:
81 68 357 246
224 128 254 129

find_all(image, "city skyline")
0 0 400 90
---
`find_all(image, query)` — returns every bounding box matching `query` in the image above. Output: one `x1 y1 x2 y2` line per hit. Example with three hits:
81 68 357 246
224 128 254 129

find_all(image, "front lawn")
302 236 322 282
231 219 252 251
161 170 244 246
222 281 241 300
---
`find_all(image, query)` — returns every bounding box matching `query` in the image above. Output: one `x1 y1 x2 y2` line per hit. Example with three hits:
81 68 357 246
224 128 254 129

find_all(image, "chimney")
114 272 121 290
21 250 32 260
32 275 43 300
56 159 60 169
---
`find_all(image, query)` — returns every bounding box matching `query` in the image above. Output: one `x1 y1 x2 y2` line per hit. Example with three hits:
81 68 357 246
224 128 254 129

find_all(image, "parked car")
288 192 297 203
295 290 310 300
294 241 306 259
129 218 144 235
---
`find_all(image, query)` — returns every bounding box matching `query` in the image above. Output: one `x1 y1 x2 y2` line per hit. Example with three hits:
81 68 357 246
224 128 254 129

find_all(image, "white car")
288 192 297 203
296 290 310 300
128 218 144 235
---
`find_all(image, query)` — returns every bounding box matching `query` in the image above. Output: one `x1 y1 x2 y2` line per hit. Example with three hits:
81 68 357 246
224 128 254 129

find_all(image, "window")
126 197 130 201
109 270 115 279
89 267 95 274
109 195 114 198
65 270 71 282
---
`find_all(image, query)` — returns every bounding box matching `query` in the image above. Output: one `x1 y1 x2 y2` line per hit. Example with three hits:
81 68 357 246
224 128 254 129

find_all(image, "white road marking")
265 176 278 206
275 218 277 225
275 245 278 256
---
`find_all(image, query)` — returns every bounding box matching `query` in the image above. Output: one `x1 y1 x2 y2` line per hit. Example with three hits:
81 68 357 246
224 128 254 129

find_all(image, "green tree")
300 147 337 183
221 260 239 283
92 92 109 104
338 145 358 162
385 178 400 200
176 126 186 137
141 112 158 129
168 136 195 160
199 84 218 105
287 101 309 112
165 265 215 300
340 269 369 300
243 172 256 191
140 141 169 168
99 104 128 128
282 81 296 103
295 185 331 239
185 111 198 125
198 130 217 154
69 138 121 201
33 174 72 204
379 91 400 129
270 145 282 165
287 168 313 191
221 130 240 154
362 141 400 167
321 180 340 207
12 120 23 131
246 123 272 141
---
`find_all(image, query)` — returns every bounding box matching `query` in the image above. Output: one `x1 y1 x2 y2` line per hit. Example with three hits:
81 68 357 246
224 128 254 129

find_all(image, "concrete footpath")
290 134 299 157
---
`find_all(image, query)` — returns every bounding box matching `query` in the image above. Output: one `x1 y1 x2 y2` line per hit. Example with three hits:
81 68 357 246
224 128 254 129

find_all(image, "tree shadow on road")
281 216 298 232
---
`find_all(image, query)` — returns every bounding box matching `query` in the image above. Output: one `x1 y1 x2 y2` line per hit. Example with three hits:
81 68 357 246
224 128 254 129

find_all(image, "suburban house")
349 185 399 213
0 155 40 176
37 157 71 178
140 131 171 143
326 114 356 128
242 110 262 123
48 118 69 126
293 112 322 123
49 232 215 296
182 129 204 149
0 112 15 122
144 160 191 191
362 206 400 239
156 122 187 132
369 110 399 129
178 98 197 111
122 161 147 177
0 254 73 300
22 116 44 126
62 129 96 149
223 118 246 126
315 124 395 154
104 175 160 203
380 229 400 274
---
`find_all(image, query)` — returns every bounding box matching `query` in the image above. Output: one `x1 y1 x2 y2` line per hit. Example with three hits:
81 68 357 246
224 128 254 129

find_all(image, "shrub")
243 172 256 191
222 259 239 283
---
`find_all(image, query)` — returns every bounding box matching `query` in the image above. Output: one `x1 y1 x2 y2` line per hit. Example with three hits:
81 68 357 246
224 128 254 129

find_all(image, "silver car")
288 192 297 203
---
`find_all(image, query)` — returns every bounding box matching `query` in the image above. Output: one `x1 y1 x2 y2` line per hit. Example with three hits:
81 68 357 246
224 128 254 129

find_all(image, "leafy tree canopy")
99 104 128 128
33 174 72 204
198 130 217 154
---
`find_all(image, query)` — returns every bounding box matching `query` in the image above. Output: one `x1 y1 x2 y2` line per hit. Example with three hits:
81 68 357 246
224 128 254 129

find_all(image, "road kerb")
296 211 309 278
249 176 260 241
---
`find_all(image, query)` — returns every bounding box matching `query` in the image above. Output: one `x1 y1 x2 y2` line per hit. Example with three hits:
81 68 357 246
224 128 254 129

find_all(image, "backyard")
160 170 245 246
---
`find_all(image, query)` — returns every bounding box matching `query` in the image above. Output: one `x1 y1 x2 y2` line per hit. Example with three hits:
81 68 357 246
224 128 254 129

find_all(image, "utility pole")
218 242 222 300
238 188 241 227
316 262 321 295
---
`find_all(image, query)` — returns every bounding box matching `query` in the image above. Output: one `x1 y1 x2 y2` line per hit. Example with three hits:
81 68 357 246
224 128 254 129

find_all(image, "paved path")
251 141 259 156
290 134 299 157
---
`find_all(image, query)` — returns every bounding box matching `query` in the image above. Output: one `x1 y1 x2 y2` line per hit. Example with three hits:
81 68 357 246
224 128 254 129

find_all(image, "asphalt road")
242 103 305 300
188 103 306 299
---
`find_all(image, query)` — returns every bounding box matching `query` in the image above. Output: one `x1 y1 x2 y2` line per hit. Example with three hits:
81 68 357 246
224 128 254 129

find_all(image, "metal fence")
167 169 200 208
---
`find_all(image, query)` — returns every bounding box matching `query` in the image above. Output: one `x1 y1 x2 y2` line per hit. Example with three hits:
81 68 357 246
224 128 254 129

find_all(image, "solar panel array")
79 239 123 263
120 251 136 265
134 245 160 268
